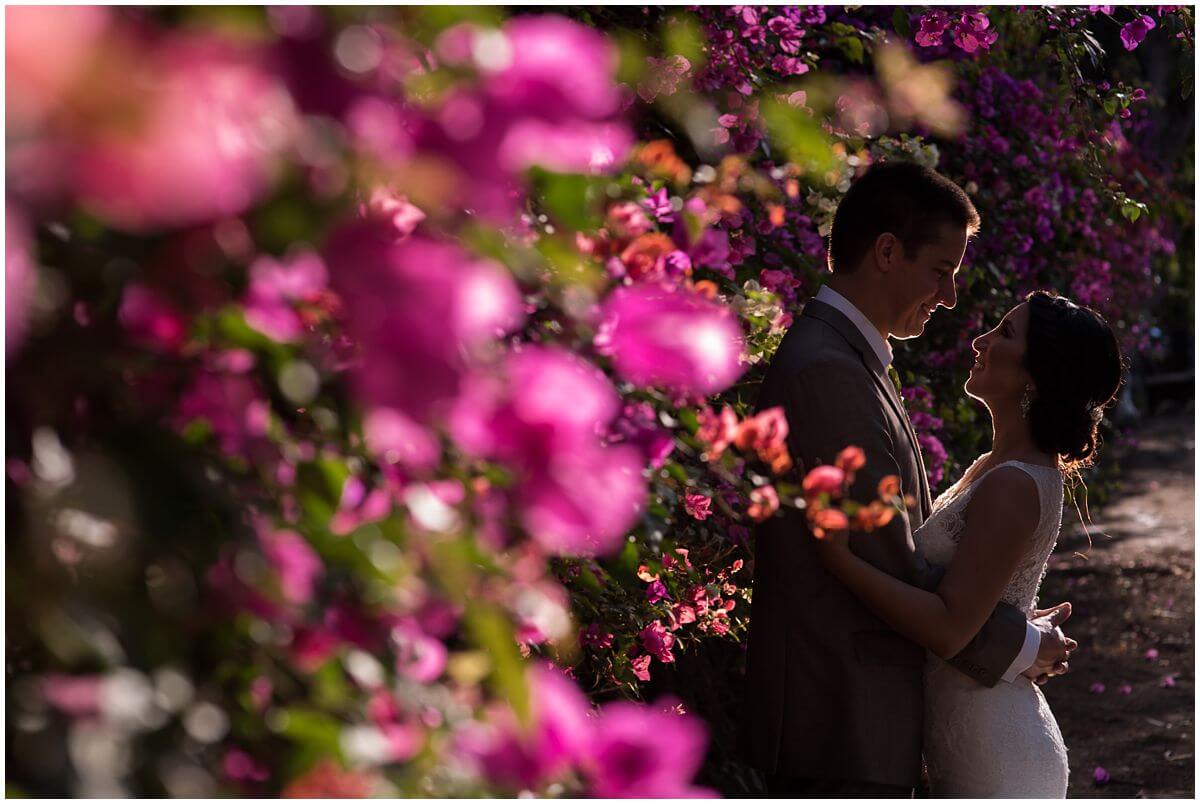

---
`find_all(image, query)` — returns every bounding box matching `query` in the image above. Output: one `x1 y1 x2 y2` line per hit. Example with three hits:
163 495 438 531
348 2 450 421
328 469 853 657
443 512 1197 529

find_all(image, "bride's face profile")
964 302 1034 409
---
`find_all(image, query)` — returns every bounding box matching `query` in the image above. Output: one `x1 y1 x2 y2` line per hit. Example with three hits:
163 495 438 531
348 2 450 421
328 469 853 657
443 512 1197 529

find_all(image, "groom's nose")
938 274 958 309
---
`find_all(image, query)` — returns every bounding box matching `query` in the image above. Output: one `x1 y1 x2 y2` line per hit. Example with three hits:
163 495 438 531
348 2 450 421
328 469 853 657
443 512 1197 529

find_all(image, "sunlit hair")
827 160 981 274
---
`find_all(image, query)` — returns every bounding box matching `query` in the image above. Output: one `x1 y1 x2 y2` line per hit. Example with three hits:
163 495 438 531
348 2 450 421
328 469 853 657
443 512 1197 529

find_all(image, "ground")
1039 406 1194 798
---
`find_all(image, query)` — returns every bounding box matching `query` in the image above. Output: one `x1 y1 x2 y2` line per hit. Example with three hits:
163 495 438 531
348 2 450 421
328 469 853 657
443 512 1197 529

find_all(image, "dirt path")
1039 407 1194 798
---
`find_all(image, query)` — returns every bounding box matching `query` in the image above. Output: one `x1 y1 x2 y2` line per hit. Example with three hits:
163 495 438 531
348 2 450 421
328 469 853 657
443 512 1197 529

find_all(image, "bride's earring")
1020 385 1034 419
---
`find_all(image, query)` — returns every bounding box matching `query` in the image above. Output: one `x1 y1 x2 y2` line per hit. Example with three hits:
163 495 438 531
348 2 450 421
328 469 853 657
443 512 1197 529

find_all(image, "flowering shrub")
6 4 1192 797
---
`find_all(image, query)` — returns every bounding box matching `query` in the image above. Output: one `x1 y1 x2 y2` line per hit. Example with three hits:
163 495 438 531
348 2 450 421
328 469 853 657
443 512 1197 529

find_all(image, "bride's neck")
987 406 1041 461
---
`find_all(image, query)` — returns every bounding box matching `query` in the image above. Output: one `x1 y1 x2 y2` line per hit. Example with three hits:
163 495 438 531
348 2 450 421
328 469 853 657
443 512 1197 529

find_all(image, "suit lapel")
802 300 932 519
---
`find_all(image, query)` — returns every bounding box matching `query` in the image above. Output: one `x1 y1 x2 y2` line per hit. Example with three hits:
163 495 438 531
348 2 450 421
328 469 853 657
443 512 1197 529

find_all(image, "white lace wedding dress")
914 457 1070 797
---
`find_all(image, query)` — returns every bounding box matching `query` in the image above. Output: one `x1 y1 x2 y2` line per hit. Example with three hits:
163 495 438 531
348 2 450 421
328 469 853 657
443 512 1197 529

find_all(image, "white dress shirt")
813 285 1041 682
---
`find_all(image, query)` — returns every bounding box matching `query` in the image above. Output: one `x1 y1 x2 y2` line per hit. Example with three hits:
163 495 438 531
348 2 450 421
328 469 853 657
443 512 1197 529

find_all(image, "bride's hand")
810 508 851 552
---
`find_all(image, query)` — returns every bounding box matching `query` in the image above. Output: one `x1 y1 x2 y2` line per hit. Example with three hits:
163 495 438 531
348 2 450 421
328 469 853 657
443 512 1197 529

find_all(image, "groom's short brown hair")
827 161 980 274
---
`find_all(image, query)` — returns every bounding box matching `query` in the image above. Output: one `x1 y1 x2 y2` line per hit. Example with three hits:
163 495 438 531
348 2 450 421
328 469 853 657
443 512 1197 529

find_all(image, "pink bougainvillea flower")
735 407 788 453
1089 681 1105 694
175 367 271 459
914 9 952 47
6 209 36 360
1160 674 1178 688
684 492 713 521
258 527 324 606
326 223 524 425
118 284 188 353
802 465 846 496
646 579 670 603
362 407 440 472
243 251 328 342
630 654 652 682
637 55 692 103
639 620 676 663
390 619 448 683
696 405 740 460
499 118 633 175
73 34 296 232
450 346 645 556
40 674 102 717
608 402 675 470
1117 683 1133 695
747 484 779 522
605 201 653 238
1120 14 1156 50
330 476 394 536
360 187 425 240
835 445 867 473
580 623 614 650
616 232 678 282
467 664 593 790
1093 766 1111 785
1145 648 1159 661
596 283 745 396
223 748 270 784
585 697 713 797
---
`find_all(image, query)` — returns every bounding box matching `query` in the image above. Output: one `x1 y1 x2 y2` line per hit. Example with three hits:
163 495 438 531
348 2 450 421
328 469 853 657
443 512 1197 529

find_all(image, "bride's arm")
817 466 1041 659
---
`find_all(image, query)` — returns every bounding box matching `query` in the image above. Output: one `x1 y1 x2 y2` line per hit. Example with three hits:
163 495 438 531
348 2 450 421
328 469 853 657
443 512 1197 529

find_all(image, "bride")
815 291 1123 797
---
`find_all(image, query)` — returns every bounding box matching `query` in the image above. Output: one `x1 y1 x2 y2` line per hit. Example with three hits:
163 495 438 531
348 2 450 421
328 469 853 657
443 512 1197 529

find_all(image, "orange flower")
691 279 719 299
854 501 896 532
761 443 793 475
835 445 866 473
619 233 677 281
634 139 693 186
877 475 902 499
810 507 849 537
282 760 376 798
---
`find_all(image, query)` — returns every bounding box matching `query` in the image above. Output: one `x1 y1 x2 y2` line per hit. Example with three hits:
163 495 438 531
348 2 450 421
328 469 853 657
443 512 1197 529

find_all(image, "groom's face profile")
879 222 969 340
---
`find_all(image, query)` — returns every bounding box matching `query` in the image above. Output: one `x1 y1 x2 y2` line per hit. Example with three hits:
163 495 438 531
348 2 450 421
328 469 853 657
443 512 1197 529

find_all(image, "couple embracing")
744 162 1124 797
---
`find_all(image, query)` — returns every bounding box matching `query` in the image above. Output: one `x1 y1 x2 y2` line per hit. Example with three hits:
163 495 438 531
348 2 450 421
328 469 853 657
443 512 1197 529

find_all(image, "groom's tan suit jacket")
743 298 1028 788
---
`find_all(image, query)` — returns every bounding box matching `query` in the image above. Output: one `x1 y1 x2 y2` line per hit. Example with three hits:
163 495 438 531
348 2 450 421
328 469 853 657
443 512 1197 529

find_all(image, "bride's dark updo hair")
1022 291 1124 471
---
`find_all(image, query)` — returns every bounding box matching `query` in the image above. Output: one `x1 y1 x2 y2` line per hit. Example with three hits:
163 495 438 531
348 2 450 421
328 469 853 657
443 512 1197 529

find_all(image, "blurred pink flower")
243 251 328 342
1093 765 1110 785
1117 683 1133 695
6 209 36 360
73 34 296 231
1145 647 1159 661
1089 681 1105 694
585 698 713 797
361 188 426 240
41 674 102 717
450 346 646 556
330 476 393 536
685 493 713 521
1160 674 1178 688
596 284 745 396
606 201 653 238
802 465 846 495
468 664 593 790
223 748 270 784
118 284 188 353
362 407 440 472
391 619 448 683
696 405 740 460
637 55 692 102
258 528 324 606
327 223 524 425
748 484 780 522
175 367 271 458
5 6 110 132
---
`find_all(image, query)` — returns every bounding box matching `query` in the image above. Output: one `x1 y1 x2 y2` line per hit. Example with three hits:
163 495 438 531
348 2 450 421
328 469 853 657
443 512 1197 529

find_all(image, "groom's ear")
873 232 900 273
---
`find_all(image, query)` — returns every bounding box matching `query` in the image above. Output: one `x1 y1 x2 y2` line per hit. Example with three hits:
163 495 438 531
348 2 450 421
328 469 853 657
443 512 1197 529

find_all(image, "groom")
743 161 1076 796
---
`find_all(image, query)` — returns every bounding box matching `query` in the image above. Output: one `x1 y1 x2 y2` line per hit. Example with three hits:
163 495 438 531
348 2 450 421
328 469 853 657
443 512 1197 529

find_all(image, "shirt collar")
814 285 893 368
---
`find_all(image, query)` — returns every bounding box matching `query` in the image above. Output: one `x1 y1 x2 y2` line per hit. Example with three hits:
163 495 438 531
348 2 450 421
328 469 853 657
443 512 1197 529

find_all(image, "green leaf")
530 169 602 232
1102 98 1117 116
760 98 837 175
663 12 706 67
465 602 530 726
840 36 865 64
278 708 343 757
892 8 912 38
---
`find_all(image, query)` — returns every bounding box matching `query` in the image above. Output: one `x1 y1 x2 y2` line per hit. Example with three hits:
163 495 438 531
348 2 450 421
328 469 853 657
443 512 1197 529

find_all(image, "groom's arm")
787 360 1030 687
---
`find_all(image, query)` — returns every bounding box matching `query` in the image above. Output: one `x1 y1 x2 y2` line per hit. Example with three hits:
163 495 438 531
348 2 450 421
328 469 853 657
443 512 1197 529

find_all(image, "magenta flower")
330 476 394 536
326 223 524 425
449 346 645 556
258 527 323 606
362 407 441 473
630 654 652 681
6 209 36 360
243 251 328 342
1160 674 1178 688
646 579 671 603
1145 647 1160 661
606 201 653 238
1093 766 1111 785
467 665 593 790
1117 683 1133 695
1089 681 1105 694
685 493 713 521
360 187 426 240
915 10 952 47
802 465 846 495
223 748 270 784
585 698 713 797
73 34 296 232
596 284 745 396
639 620 676 663
118 284 188 353
580 623 614 650
391 619 448 684
1120 15 1156 50
175 367 271 459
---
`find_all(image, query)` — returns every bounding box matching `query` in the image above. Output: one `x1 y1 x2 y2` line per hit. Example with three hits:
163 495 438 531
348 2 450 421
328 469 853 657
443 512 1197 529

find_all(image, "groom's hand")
1021 602 1078 685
